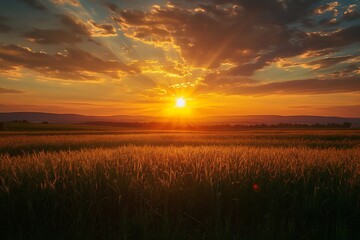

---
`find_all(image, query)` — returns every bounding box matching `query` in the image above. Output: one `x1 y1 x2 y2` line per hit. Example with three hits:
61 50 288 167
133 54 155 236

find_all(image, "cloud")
0 44 140 80
316 105 360 117
276 51 359 70
313 4 360 26
22 14 117 44
114 1 360 80
88 21 117 37
0 59 17 71
23 28 84 44
104 2 118 12
303 24 360 50
0 16 12 33
22 14 90 45
305 56 354 69
112 1 360 98
203 71 258 85
0 87 23 94
59 14 116 37
212 77 360 96
329 64 360 77
342 4 360 22
20 0 47 10
52 0 80 6
4 0 360 99
313 2 339 15
116 4 287 71
116 1 345 76
58 14 90 36
134 59 193 78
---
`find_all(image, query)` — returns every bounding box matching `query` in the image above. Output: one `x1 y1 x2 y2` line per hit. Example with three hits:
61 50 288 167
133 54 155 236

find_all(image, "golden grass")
0 130 360 239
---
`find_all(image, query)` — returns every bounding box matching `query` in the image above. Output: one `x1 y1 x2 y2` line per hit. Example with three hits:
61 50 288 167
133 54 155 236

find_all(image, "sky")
0 0 359 117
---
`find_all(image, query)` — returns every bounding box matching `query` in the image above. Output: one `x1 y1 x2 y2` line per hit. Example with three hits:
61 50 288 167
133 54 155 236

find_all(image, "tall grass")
1 131 360 240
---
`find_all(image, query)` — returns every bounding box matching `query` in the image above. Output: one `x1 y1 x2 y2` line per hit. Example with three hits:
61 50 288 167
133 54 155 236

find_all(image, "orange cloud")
22 14 118 46
0 44 140 81
52 0 80 6
199 77 360 96
0 87 23 94
115 1 359 79
88 21 117 37
313 2 339 15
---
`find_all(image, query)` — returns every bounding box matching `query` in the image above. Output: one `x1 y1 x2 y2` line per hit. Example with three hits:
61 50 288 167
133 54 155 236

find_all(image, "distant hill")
0 112 158 124
198 115 360 125
0 112 359 125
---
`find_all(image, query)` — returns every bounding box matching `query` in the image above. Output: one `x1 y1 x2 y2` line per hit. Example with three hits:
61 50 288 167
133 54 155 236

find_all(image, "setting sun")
175 97 186 108
163 96 193 118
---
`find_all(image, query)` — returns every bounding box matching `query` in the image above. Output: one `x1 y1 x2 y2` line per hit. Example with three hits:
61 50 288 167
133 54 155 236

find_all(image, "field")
1 126 360 239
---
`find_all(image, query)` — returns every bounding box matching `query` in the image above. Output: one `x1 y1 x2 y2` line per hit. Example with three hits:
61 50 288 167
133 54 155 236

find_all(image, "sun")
163 96 193 118
175 97 186 108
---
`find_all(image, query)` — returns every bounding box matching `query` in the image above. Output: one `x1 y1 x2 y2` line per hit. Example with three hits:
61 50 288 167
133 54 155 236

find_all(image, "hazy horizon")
1 111 360 118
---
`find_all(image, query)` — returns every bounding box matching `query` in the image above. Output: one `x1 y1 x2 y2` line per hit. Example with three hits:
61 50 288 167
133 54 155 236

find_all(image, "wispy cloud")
199 77 360 96
19 0 47 10
0 44 140 80
0 87 23 94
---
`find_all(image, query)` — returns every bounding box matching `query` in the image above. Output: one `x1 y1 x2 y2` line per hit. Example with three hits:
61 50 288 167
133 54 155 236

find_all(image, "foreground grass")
1 134 360 239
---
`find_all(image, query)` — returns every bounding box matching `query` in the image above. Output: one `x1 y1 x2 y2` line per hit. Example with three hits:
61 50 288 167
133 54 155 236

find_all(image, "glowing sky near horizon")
0 0 359 117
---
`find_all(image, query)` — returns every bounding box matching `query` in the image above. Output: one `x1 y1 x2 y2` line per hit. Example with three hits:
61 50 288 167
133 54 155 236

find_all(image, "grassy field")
1 127 360 239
